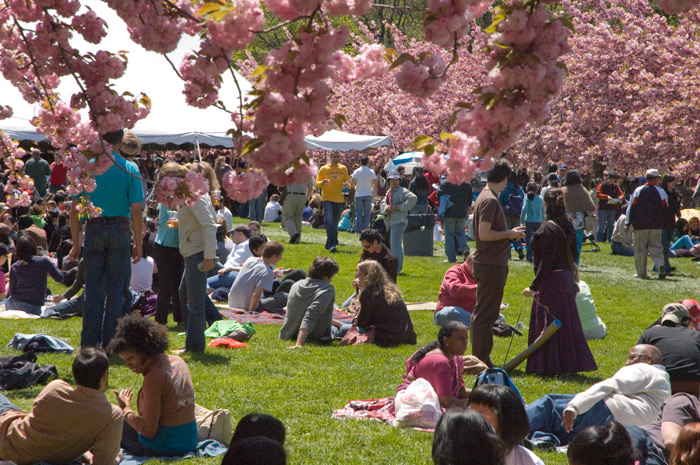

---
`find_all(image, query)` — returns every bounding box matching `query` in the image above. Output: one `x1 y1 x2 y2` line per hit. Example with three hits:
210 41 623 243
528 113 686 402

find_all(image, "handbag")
340 324 375 346
548 220 580 292
195 403 233 445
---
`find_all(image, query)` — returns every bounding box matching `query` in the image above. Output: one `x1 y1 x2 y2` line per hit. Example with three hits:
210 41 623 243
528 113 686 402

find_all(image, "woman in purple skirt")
522 188 597 376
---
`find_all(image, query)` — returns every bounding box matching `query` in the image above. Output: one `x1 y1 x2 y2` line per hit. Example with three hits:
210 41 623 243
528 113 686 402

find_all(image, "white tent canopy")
0 2 253 147
304 130 393 152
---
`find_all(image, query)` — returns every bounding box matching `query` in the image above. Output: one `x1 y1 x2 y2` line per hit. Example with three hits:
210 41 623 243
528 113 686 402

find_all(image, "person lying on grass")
109 314 197 457
397 321 471 409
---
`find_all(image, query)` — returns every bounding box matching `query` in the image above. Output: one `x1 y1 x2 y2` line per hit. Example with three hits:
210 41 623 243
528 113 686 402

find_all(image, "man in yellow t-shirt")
315 152 350 252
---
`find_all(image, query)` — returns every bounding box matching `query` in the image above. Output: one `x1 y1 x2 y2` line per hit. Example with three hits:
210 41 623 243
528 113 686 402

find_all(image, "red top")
49 162 67 186
436 261 477 313
397 352 464 400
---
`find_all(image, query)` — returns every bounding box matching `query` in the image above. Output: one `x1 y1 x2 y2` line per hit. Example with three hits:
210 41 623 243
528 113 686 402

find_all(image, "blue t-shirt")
155 203 179 248
74 152 144 218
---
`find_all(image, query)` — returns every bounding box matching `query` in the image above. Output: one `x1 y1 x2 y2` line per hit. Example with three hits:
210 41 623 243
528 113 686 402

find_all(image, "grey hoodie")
279 278 336 341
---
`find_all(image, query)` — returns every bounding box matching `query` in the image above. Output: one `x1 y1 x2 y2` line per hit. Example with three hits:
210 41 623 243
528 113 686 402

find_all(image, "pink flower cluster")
425 2 571 183
221 170 269 203
155 172 210 210
395 54 447 98
265 0 322 20
205 0 265 51
324 0 372 16
423 0 473 49
0 105 12 120
229 23 363 198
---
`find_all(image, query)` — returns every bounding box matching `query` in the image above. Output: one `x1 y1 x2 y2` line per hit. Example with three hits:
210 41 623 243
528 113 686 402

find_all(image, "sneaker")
290 233 300 244
330 246 338 253
517 249 525 260
658 265 666 280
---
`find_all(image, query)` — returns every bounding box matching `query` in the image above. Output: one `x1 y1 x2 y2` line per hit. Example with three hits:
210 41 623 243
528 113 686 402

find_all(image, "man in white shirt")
206 225 254 290
526 344 670 445
351 156 377 234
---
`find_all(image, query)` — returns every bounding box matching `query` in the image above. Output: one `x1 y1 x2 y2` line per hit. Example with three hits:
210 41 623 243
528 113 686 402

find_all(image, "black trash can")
403 214 435 256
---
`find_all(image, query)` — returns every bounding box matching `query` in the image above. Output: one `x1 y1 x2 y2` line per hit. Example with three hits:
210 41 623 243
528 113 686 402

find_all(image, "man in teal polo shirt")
69 130 144 348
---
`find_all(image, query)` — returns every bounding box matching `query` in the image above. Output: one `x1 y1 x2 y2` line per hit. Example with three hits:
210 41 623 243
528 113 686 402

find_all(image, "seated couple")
280 258 415 347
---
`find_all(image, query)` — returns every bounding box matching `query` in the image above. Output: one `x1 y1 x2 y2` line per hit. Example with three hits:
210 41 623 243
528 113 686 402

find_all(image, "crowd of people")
1 135 700 465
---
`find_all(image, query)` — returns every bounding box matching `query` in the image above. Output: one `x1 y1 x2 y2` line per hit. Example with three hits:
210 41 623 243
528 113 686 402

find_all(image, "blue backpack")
473 367 524 403
503 193 524 218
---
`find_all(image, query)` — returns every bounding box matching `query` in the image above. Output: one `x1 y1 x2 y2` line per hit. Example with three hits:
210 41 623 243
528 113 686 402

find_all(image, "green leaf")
251 65 268 78
332 114 347 129
410 135 435 150
492 41 511 50
440 132 457 141
198 2 224 17
557 16 576 33
556 62 569 74
389 53 416 72
424 144 435 156
240 138 263 157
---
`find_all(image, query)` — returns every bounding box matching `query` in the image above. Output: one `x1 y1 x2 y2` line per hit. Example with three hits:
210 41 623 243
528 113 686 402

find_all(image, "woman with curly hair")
351 260 416 345
108 314 197 456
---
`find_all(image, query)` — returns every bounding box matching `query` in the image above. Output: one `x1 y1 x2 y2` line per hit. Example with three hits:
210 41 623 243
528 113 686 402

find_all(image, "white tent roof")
0 2 253 147
304 130 393 151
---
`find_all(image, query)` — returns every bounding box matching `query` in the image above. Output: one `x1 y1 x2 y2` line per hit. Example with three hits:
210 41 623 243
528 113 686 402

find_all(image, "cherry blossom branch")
11 17 56 114
370 3 424 11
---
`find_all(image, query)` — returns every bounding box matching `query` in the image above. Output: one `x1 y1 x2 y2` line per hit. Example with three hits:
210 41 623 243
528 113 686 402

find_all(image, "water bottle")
197 262 205 271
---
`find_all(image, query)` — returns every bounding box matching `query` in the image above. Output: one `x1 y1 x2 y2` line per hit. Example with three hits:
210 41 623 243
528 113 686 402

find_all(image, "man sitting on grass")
280 256 340 348
227 241 289 312
0 348 123 465
209 233 268 302
526 344 670 445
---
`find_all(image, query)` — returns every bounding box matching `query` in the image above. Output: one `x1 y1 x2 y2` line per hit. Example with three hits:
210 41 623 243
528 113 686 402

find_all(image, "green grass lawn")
2 220 698 465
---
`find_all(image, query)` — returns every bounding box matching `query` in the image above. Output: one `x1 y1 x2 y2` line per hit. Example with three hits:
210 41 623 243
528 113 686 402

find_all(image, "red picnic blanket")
332 397 396 423
219 308 355 325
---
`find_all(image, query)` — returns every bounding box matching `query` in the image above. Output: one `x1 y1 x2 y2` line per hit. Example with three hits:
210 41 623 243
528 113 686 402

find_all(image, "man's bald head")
625 344 663 366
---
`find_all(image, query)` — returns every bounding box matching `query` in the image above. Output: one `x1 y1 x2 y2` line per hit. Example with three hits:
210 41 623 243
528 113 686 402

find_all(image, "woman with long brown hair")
669 422 700 465
351 260 416 345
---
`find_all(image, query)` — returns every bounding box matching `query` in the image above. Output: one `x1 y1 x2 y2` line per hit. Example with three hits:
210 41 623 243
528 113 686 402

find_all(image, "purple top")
9 256 63 306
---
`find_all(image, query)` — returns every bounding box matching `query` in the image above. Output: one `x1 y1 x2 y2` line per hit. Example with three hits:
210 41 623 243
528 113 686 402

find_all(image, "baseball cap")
387 170 401 180
645 169 661 178
661 303 690 325
559 164 568 170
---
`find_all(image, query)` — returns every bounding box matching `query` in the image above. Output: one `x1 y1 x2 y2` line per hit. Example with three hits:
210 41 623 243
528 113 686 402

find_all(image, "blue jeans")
597 209 617 242
0 392 21 415
526 394 613 445
248 192 265 223
611 240 634 256
525 222 541 262
323 201 344 249
443 218 468 262
46 295 85 317
179 252 223 352
354 196 372 233
671 234 697 250
434 306 471 327
82 220 132 348
206 270 238 290
389 223 407 273
3 297 42 316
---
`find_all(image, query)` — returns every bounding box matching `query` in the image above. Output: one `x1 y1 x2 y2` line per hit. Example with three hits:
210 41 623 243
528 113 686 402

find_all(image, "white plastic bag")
393 378 442 428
